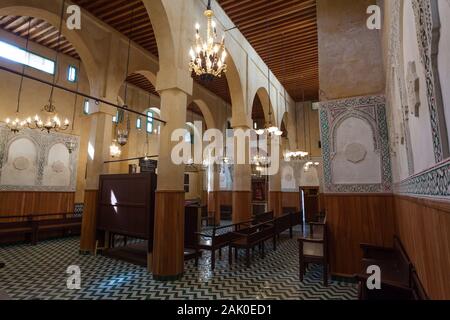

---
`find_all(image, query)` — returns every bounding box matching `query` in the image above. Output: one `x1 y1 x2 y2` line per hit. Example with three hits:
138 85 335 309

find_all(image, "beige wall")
295 102 321 157
317 0 384 101
0 29 91 202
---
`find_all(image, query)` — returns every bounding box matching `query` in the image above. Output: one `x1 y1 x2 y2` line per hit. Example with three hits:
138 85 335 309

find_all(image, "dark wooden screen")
97 173 157 245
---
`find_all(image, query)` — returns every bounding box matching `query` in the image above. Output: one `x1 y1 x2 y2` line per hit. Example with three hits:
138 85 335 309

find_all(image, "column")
80 109 114 253
207 163 221 225
152 88 187 280
269 136 283 217
232 126 252 224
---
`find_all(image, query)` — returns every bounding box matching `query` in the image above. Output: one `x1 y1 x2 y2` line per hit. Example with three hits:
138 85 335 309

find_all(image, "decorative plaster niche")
319 95 392 193
0 126 79 192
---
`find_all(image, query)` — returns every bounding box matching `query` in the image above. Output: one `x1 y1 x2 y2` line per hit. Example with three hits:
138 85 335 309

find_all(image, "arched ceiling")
0 0 318 102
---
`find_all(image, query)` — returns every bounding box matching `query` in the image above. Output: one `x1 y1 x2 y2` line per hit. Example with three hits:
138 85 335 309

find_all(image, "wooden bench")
220 205 232 221
355 236 428 300
229 222 275 267
0 213 82 245
253 211 274 224
195 220 253 270
273 213 293 250
290 211 303 227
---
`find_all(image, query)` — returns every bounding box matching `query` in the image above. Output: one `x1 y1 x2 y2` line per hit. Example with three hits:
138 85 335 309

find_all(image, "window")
184 131 192 143
112 111 118 123
146 111 154 133
83 99 90 115
136 117 142 130
0 40 55 74
67 65 78 82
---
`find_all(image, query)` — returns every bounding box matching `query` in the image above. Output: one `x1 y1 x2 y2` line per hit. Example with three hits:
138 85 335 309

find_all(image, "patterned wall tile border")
395 157 450 198
319 95 392 193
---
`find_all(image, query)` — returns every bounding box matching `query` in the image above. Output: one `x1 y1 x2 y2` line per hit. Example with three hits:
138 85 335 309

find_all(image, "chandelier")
285 151 309 161
25 100 69 133
117 129 129 146
110 140 122 158
304 161 320 172
189 0 227 81
5 118 25 134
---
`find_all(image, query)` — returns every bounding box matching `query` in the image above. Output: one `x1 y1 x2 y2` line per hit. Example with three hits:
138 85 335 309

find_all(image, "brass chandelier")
189 0 227 81
25 98 69 133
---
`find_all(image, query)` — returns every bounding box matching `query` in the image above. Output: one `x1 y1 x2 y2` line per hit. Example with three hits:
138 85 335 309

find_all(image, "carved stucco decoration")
319 95 392 193
406 61 421 117
345 143 367 164
52 161 65 173
13 157 30 171
0 126 80 192
385 0 415 176
412 0 449 162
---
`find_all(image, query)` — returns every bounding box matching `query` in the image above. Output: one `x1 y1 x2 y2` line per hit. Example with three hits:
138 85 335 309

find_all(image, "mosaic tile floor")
0 231 357 300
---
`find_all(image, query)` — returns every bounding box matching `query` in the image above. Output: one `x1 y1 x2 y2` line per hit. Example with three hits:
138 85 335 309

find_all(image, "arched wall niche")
332 116 381 185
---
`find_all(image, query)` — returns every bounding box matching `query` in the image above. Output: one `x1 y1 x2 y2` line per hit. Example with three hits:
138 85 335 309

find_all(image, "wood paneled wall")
395 195 450 300
281 192 301 211
323 193 395 275
0 191 75 217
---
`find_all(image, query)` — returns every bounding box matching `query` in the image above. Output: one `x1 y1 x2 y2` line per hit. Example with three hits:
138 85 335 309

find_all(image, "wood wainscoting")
323 193 396 276
394 195 450 300
281 192 301 212
0 191 75 218
79 190 98 253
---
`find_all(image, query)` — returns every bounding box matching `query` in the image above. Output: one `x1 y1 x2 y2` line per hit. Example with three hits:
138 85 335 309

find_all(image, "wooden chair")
298 215 329 286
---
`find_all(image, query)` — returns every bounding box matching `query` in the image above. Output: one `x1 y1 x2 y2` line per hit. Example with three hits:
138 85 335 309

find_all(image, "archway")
0 2 98 95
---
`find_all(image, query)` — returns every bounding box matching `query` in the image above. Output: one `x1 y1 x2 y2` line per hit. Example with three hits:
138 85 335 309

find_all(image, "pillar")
269 137 283 217
232 125 252 224
152 88 187 280
207 163 221 225
80 109 114 253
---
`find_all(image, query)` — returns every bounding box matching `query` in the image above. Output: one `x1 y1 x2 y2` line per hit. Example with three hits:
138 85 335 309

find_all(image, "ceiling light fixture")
189 0 227 81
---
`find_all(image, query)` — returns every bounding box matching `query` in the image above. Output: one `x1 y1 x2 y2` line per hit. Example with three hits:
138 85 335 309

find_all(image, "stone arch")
192 99 216 130
224 49 247 128
141 0 177 76
252 87 276 125
0 1 98 95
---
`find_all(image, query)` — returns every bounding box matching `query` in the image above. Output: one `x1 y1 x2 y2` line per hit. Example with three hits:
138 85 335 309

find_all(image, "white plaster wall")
332 117 381 185
438 0 450 145
43 143 71 187
1 138 37 186
402 0 436 173
391 71 411 182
